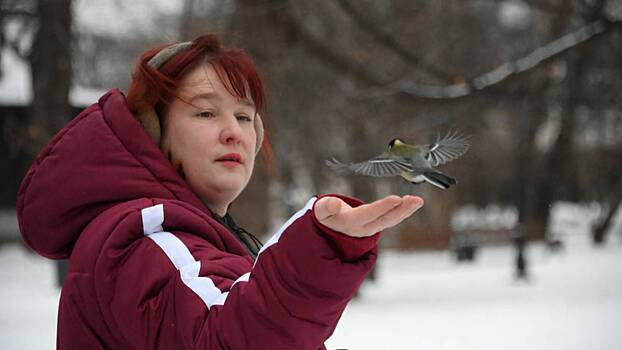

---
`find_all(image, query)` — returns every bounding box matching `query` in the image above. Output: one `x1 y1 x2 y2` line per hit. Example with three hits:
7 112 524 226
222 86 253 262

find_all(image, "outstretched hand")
314 195 424 238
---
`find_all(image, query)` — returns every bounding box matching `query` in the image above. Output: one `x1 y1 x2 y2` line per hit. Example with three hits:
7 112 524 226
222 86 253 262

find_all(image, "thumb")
314 196 344 222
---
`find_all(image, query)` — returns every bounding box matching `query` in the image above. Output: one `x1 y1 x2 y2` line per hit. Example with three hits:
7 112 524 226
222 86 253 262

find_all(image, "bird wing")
326 153 413 177
425 130 470 166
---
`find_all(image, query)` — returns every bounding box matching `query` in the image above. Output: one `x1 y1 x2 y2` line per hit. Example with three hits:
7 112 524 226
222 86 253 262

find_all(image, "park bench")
450 205 528 278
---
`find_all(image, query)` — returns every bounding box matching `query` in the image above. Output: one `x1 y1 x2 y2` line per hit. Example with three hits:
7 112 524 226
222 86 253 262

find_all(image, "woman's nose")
220 115 243 144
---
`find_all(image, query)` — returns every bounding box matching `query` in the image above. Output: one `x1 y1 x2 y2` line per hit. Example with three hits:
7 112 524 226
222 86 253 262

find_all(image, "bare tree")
28 0 73 153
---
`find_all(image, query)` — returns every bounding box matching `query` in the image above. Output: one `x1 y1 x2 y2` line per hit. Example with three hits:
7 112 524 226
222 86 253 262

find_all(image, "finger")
363 202 419 233
345 195 403 226
314 196 345 222
382 196 424 226
404 195 424 209
363 196 424 233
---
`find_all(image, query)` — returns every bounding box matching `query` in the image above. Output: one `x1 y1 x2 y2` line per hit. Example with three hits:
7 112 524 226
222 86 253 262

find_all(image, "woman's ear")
254 114 264 156
137 107 162 146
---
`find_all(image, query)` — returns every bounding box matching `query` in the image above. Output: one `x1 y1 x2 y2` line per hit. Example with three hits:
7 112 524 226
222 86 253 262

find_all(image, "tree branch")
284 1 613 101
358 19 609 99
278 2 384 87
334 0 453 81
0 9 37 17
523 0 576 16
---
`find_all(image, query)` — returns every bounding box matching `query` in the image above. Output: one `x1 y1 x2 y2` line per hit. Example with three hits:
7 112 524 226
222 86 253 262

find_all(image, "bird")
326 130 470 190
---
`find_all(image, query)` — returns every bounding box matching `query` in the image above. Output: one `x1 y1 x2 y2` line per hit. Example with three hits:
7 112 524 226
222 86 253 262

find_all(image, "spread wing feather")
425 130 470 166
326 154 412 177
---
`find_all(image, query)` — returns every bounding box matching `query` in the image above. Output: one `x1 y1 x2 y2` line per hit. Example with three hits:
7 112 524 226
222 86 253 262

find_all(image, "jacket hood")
17 89 209 259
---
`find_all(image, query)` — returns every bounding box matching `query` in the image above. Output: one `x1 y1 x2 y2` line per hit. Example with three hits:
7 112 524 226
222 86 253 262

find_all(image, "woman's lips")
216 153 242 167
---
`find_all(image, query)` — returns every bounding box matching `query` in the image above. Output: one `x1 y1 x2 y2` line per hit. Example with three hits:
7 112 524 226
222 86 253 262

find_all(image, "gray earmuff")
147 42 193 69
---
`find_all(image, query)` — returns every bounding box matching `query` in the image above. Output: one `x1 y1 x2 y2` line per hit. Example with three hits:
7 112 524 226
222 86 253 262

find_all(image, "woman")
17 34 423 349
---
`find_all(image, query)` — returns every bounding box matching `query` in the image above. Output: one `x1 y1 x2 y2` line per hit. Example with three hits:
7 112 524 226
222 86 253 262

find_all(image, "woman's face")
160 63 257 215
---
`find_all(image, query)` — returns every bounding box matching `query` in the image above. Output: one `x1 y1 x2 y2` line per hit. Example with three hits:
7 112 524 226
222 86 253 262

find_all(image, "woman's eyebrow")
189 93 254 108
189 92 219 103
238 98 255 108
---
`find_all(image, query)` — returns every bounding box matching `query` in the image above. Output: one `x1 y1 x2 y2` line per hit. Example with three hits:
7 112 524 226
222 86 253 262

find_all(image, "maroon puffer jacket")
17 89 379 349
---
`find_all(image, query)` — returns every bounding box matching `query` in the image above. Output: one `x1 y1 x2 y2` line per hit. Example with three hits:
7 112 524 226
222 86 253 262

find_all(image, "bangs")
211 51 265 114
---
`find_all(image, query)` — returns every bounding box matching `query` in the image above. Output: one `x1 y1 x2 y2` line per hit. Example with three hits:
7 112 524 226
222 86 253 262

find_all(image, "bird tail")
422 171 457 190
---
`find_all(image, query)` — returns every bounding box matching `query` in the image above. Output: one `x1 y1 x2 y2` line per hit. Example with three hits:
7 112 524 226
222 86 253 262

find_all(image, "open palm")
314 195 424 238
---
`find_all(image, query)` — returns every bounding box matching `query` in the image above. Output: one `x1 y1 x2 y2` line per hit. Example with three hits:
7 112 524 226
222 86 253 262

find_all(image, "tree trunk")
514 96 544 237
532 44 587 241
28 0 73 154
593 179 622 245
226 0 296 233
28 0 73 286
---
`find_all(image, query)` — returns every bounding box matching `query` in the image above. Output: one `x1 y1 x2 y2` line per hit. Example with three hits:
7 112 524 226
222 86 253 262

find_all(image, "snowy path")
1 233 620 349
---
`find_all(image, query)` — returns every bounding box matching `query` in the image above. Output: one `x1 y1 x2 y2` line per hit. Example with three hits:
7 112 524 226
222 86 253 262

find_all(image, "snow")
0 47 31 105
0 0 178 106
497 0 532 30
69 85 109 106
549 201 622 238
0 245 59 349
451 204 518 230
0 47 106 106
1 231 620 349
72 0 183 37
326 234 622 349
73 0 183 36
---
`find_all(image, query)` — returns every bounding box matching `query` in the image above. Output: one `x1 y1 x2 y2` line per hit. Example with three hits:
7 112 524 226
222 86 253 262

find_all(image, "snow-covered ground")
1 232 620 349
327 233 622 350
0 243 59 349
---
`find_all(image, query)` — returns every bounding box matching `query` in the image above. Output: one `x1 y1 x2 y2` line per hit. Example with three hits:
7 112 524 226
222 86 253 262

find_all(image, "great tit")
326 130 470 190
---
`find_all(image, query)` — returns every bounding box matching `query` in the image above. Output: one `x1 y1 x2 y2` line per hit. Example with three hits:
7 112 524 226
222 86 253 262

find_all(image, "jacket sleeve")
95 195 378 350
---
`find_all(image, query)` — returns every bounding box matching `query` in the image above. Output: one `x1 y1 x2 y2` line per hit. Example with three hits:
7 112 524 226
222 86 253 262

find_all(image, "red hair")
127 34 273 168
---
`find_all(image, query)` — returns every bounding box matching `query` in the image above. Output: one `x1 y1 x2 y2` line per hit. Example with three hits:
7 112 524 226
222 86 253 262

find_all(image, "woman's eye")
236 115 253 122
197 111 215 118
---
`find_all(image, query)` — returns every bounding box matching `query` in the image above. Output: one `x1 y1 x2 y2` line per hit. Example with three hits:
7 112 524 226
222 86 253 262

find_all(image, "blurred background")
1 0 621 349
